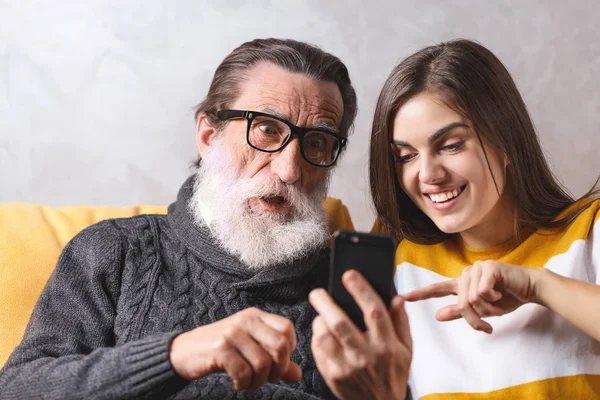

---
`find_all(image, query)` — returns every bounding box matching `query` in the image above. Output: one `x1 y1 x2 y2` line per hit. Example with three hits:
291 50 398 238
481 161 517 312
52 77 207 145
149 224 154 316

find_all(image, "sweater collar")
167 175 329 300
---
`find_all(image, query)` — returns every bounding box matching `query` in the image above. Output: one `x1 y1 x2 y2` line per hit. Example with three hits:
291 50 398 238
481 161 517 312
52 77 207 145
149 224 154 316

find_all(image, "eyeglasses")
216 109 346 168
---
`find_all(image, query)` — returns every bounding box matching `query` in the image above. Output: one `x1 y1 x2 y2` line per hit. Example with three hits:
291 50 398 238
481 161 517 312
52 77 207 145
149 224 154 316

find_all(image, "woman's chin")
431 218 468 235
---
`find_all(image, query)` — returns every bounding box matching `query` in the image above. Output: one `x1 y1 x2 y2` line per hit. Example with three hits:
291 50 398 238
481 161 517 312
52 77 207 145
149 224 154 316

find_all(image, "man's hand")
404 260 537 334
309 270 412 400
168 307 301 392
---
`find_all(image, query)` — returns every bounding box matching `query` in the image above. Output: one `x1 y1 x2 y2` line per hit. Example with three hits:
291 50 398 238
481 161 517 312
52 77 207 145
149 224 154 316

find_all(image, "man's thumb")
282 361 302 382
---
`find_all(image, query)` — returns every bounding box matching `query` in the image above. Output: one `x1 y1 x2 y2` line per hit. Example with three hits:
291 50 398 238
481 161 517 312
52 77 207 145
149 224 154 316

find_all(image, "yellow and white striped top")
394 199 600 399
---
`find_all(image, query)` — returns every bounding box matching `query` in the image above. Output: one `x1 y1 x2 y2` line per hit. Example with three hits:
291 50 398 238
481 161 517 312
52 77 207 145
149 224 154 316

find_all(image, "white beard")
189 143 330 271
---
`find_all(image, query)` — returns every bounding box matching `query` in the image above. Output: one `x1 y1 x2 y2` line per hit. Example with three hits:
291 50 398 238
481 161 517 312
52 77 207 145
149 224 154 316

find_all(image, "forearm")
534 268 600 341
0 332 187 400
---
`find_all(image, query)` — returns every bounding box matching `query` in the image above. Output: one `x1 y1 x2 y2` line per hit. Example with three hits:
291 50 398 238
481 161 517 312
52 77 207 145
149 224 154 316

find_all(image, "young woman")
369 39 600 399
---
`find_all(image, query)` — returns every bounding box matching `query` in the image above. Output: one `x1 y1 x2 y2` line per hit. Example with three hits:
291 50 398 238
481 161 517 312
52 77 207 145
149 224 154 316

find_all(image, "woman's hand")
309 270 412 400
404 260 538 333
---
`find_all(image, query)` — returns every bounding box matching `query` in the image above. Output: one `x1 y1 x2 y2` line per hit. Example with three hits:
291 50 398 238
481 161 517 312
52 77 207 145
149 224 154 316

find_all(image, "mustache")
237 178 310 205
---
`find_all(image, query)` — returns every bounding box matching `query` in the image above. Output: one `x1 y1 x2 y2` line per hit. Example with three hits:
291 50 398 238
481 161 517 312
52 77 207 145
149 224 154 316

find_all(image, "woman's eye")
397 153 417 164
441 140 465 152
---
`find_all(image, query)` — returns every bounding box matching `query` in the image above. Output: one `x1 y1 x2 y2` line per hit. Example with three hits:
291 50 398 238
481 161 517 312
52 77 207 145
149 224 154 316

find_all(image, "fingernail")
310 289 325 301
343 270 358 282
392 296 404 308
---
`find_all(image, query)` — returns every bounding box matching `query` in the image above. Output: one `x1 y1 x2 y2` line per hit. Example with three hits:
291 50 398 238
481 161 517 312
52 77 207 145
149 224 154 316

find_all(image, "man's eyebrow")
262 107 287 120
391 122 469 147
312 121 340 134
261 107 340 133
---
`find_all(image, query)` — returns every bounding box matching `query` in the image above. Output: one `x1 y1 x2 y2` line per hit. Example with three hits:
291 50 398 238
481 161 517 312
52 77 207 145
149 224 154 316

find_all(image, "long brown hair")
369 39 599 244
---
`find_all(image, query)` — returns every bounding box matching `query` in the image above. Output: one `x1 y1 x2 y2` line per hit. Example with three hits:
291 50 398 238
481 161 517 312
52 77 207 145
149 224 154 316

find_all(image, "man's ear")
196 113 218 158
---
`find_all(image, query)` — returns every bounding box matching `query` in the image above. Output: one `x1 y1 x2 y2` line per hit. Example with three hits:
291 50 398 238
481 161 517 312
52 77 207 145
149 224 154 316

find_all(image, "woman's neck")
459 195 516 249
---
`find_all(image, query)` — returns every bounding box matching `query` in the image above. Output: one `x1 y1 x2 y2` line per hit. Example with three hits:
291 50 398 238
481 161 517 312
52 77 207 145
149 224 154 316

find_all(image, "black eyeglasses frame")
216 109 346 168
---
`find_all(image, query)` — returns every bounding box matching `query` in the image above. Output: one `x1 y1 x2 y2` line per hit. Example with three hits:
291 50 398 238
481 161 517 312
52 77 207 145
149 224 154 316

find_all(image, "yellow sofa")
0 198 354 367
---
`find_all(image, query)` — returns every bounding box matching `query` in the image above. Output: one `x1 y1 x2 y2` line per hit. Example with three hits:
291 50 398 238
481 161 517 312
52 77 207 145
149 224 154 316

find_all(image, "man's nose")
270 138 302 184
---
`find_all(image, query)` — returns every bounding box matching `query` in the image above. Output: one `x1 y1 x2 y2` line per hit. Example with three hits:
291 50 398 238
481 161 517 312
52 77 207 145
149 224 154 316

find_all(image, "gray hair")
193 38 358 167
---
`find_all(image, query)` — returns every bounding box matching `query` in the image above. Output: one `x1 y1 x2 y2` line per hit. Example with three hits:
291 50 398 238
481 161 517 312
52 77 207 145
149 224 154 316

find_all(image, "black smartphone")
328 230 397 331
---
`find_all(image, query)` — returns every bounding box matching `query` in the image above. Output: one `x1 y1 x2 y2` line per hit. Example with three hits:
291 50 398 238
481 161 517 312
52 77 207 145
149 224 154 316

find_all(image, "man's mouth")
425 185 467 203
252 195 292 213
261 195 287 205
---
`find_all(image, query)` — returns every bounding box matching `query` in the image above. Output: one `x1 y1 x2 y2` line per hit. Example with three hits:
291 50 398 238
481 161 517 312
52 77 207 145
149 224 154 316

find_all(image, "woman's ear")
196 113 217 158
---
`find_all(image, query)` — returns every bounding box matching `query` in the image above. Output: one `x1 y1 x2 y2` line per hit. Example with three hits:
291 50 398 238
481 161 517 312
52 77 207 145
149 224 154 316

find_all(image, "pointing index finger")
258 312 297 352
403 279 457 301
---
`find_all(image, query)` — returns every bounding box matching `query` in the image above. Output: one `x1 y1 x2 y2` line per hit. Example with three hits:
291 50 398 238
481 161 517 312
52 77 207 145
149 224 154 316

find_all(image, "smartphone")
328 230 397 331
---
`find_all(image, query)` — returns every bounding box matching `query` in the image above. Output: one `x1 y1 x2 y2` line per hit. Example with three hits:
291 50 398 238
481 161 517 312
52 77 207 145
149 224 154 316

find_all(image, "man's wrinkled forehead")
234 63 344 130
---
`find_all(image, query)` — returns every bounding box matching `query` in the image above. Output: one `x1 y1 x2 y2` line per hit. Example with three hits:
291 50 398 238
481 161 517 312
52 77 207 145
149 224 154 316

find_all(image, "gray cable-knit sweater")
0 176 335 399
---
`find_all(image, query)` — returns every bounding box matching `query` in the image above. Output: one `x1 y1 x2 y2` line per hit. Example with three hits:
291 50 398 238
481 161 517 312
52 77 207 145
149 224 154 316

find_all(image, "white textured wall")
1 1 599 230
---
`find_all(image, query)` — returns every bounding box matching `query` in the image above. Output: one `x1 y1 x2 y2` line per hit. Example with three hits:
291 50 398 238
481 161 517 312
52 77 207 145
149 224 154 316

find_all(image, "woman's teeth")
428 187 463 203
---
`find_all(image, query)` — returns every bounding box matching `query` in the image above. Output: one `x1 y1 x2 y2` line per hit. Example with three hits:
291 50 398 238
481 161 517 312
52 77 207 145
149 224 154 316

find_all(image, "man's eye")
307 138 327 149
258 123 280 135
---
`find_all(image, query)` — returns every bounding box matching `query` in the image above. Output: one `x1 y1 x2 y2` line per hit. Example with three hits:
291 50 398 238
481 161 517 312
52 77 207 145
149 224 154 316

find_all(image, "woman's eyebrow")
391 122 469 147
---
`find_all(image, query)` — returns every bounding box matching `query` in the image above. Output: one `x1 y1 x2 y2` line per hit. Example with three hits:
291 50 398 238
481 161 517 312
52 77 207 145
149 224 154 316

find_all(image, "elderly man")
0 38 411 399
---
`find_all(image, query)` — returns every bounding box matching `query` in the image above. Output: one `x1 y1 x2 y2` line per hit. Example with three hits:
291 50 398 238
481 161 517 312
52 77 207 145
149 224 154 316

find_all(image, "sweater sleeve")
0 220 187 399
